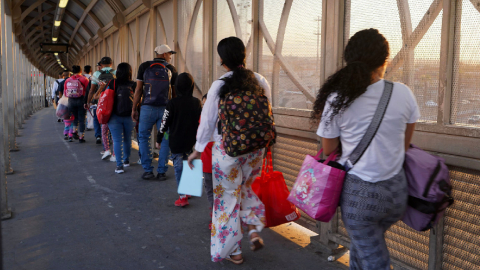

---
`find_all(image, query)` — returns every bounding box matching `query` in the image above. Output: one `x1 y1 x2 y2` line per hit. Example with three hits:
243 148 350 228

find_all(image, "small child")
200 94 214 229
156 72 202 207
64 114 75 141
200 94 214 210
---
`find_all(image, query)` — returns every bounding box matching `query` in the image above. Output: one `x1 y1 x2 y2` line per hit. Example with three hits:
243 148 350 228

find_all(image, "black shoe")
68 137 73 142
64 135 68 140
142 172 155 180
73 133 79 140
79 137 86 143
123 161 130 167
115 166 124 174
57 119 62 122
96 137 101 144
156 173 167 181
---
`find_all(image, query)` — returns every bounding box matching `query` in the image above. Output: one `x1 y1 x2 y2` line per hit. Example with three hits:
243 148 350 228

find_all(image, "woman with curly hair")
313 29 420 269
188 36 271 265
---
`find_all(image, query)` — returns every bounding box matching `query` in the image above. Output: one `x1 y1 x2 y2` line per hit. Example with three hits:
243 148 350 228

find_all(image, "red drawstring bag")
96 80 115 124
252 149 301 227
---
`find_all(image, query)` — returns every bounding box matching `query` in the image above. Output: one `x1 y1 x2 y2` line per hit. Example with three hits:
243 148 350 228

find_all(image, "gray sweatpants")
203 172 214 208
340 170 408 270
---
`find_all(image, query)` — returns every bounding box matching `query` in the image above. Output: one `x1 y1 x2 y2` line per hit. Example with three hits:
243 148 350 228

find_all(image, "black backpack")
98 69 115 84
114 81 136 117
142 62 171 106
56 80 65 97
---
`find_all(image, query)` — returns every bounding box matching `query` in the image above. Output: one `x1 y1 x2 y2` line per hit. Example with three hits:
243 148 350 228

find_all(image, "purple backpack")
402 144 454 231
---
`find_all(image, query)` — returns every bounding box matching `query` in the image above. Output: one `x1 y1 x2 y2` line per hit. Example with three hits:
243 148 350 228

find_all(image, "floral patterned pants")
101 124 114 155
210 142 265 262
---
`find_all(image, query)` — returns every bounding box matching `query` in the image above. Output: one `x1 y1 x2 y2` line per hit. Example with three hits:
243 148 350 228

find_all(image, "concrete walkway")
2 107 345 270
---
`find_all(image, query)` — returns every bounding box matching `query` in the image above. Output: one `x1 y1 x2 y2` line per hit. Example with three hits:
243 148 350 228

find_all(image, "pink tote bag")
287 149 345 222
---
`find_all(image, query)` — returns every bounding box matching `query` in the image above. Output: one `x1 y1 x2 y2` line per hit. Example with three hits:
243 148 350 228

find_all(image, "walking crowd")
49 30 453 270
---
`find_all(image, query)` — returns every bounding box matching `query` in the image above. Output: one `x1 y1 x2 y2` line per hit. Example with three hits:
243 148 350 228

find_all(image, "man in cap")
132 44 178 180
86 57 116 145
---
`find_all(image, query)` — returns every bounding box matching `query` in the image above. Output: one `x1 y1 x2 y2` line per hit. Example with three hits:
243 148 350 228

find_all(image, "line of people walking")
51 30 421 270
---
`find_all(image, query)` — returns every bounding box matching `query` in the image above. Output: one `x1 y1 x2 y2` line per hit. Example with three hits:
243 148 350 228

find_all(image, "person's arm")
87 84 97 104
52 81 58 100
322 137 340 156
405 123 415 152
131 81 143 121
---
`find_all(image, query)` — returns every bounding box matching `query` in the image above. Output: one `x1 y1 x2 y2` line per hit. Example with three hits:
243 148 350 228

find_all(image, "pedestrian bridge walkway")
1 107 345 270
1 0 480 269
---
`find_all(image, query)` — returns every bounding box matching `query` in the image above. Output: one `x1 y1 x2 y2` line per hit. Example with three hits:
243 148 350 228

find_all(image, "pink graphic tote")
287 149 345 222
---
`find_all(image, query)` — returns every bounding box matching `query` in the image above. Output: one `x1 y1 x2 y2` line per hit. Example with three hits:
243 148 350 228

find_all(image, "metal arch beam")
70 0 104 29
28 27 52 46
21 7 55 36
69 0 100 44
470 0 480 13
104 0 126 13
64 10 95 38
60 32 82 53
386 0 443 75
226 0 243 39
259 19 315 102
20 0 47 22
25 20 51 40
61 22 87 44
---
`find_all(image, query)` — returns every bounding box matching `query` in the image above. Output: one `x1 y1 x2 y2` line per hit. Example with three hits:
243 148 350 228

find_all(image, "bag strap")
347 80 393 168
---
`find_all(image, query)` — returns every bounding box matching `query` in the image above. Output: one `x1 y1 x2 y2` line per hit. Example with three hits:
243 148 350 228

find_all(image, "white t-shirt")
316 79 420 182
195 71 271 152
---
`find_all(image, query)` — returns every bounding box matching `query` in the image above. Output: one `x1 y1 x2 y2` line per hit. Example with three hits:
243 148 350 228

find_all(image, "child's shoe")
72 133 79 140
79 136 86 143
68 137 73 142
101 150 111 160
174 196 189 207
64 134 68 140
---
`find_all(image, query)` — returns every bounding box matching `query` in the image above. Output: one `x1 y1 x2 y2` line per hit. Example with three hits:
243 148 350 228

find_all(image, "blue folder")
178 160 203 197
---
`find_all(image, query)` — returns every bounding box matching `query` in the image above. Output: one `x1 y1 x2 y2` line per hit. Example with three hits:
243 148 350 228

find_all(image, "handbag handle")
260 148 273 179
313 148 339 165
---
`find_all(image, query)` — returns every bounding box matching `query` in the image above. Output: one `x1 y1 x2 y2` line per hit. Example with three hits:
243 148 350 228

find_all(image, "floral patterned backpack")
217 87 276 157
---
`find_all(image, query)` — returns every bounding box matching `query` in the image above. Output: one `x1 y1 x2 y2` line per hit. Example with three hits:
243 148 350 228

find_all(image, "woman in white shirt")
188 37 271 265
314 29 420 270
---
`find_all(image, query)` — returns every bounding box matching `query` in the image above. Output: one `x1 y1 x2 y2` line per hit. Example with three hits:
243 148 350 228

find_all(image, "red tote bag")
96 80 115 124
252 149 301 227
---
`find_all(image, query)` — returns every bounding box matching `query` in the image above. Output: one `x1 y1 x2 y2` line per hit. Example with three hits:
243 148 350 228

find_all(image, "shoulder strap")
150 63 166 68
347 80 393 168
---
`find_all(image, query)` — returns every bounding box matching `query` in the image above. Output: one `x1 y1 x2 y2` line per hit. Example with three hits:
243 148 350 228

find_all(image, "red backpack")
97 80 115 124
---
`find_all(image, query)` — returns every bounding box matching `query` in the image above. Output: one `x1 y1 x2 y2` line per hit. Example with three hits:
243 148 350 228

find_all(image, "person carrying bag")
288 80 394 222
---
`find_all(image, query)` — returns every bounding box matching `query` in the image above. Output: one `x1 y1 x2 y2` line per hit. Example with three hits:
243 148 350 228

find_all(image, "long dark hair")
311 28 389 125
217 37 264 98
115 62 132 84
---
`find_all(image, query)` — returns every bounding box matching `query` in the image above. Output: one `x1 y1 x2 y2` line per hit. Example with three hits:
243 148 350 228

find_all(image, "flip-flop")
248 229 264 251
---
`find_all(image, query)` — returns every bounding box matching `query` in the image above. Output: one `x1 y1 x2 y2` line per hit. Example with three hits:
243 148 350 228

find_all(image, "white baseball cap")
154 44 176 55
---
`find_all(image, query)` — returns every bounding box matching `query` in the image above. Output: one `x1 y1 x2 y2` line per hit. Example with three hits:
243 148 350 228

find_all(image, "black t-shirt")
137 58 177 88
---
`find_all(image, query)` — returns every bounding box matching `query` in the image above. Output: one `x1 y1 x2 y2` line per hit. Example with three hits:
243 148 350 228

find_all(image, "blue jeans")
138 105 170 173
92 107 102 138
172 153 188 195
108 114 134 167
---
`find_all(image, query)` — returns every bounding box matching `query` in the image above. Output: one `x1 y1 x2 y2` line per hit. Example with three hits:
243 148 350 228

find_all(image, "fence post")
251 0 263 74
318 0 345 249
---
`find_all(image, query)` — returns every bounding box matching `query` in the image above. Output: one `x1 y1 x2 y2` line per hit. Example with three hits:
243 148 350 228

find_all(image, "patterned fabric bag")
217 88 276 157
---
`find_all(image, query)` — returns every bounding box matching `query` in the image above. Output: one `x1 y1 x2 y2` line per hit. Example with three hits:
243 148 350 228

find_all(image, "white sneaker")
100 151 105 155
110 155 116 162
101 150 111 160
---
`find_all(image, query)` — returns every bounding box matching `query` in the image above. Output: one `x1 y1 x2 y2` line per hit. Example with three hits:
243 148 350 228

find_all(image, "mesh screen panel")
345 0 442 123
451 1 480 127
272 133 319 231
442 166 480 270
186 2 203 93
